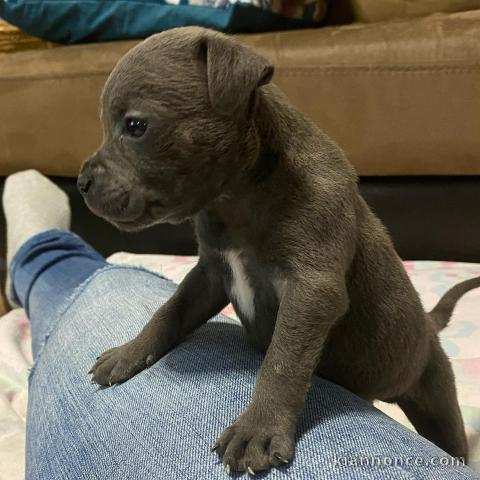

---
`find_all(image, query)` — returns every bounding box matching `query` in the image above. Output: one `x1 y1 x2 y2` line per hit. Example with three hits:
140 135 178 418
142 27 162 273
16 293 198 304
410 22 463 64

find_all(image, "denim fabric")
10 230 479 479
9 229 106 358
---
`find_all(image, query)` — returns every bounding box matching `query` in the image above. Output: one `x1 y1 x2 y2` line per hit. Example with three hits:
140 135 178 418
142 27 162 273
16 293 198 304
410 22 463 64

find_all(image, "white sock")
3 170 71 307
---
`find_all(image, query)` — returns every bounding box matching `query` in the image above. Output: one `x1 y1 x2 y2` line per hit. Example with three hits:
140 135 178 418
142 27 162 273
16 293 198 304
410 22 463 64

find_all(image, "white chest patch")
224 250 255 321
273 276 287 302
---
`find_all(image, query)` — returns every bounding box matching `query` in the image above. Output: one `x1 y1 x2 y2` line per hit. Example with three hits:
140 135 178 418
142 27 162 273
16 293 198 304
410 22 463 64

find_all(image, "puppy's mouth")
106 217 145 232
105 204 186 231
82 182 190 230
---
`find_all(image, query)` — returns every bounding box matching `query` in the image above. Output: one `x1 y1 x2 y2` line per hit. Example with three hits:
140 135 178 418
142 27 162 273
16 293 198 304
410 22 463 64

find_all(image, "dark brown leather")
1 11 479 177
2 176 479 262
359 176 480 262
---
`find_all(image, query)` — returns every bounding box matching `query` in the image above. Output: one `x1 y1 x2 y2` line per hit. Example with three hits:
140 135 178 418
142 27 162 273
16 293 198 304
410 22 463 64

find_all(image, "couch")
1 0 480 266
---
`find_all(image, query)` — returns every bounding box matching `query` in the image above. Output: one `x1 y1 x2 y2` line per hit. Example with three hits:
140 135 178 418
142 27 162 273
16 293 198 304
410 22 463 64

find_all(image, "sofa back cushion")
327 0 480 24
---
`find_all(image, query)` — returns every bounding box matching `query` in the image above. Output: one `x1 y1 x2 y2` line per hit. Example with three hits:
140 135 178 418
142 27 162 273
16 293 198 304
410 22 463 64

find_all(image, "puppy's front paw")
213 407 295 474
89 340 158 386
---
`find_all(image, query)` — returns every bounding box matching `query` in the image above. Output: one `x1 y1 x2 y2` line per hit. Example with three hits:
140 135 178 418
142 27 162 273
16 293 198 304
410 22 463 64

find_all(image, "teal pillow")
0 0 319 44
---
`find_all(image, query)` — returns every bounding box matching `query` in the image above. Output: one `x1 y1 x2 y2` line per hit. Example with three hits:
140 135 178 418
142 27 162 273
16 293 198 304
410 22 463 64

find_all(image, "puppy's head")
78 27 274 231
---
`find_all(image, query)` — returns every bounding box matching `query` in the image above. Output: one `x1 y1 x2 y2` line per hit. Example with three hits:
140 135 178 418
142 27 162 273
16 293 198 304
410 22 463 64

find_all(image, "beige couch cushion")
0 11 479 177
328 0 480 24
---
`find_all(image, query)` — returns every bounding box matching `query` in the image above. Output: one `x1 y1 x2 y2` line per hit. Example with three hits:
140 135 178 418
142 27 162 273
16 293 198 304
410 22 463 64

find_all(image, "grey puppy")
78 26 479 474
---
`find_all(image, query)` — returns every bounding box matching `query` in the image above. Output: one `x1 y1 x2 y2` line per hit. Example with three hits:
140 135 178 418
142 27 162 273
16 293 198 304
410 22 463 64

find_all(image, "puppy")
78 26 478 473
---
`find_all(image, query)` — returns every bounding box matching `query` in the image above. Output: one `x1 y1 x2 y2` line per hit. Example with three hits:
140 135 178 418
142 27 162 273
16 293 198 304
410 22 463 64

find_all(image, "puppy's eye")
124 117 147 138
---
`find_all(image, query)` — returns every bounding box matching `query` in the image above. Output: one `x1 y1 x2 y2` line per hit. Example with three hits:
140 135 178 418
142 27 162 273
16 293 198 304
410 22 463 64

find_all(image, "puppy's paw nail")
210 443 219 452
145 354 155 366
108 377 113 387
96 356 100 360
247 466 255 475
274 453 289 464
225 464 231 475
88 368 94 374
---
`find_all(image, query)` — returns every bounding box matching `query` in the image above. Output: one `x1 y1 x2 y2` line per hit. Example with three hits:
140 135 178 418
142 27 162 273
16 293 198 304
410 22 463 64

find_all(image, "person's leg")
24 266 477 480
3 170 107 358
3 170 71 307
10 229 108 358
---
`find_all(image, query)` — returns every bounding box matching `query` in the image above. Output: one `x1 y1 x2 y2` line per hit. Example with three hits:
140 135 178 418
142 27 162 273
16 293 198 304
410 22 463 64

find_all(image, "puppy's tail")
429 275 480 331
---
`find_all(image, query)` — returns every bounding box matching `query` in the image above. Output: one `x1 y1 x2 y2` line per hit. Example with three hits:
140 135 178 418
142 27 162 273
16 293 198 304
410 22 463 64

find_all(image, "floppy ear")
200 34 274 115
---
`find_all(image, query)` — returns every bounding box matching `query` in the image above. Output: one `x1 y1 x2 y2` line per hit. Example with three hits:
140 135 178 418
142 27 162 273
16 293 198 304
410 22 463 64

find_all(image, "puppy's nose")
77 173 93 195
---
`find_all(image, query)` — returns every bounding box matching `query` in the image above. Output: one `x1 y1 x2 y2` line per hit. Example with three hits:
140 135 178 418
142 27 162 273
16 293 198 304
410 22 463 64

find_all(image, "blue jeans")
10 230 479 480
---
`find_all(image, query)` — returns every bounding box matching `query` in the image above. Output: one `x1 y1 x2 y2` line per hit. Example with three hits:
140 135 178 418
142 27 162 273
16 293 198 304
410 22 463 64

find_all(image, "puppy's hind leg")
396 339 468 463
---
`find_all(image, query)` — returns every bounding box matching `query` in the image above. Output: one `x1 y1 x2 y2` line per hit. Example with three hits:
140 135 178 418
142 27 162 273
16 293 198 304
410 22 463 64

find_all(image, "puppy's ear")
199 34 274 115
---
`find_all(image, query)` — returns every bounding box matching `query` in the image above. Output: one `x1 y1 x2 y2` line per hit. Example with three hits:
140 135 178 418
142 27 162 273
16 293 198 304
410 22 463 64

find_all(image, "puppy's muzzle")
78 158 144 225
77 171 93 195
77 158 101 197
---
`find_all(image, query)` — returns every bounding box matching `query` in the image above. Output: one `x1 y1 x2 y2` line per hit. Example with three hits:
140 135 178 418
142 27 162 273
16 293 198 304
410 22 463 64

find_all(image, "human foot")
2 170 71 306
